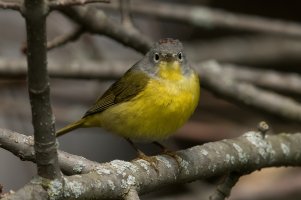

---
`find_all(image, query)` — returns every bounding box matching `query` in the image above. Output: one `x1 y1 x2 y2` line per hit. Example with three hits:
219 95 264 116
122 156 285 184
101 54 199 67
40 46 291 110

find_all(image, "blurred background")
1 0 301 199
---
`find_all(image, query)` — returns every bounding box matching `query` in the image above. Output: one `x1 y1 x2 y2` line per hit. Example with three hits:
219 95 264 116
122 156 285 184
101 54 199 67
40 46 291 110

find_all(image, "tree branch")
2 128 301 199
124 188 140 200
48 0 110 10
2 59 301 122
101 1 301 38
46 26 85 51
119 0 134 29
197 61 301 122
24 0 61 179
0 0 20 11
209 172 242 200
60 6 153 54
220 63 301 95
0 128 102 175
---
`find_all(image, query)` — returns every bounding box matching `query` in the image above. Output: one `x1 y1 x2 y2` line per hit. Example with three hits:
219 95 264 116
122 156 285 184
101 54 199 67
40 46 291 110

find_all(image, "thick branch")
2 129 301 199
24 0 61 179
0 128 101 175
61 6 152 54
102 1 301 38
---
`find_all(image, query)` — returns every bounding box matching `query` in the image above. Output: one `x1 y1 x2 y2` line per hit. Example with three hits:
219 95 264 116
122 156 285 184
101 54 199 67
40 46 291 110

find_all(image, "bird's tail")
56 118 85 137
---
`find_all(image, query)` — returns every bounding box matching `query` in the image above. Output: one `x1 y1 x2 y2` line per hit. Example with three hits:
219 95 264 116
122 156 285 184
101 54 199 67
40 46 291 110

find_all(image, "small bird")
56 38 200 159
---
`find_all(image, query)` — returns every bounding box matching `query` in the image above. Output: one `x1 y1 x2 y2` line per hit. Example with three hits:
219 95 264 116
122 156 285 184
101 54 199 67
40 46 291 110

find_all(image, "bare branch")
2 59 301 122
102 1 301 38
120 0 134 29
24 0 61 179
47 26 85 51
0 128 101 175
186 35 301 66
209 172 242 200
220 63 301 95
22 27 85 54
49 0 110 10
2 128 301 199
124 188 140 200
198 61 301 122
0 0 21 11
60 6 152 54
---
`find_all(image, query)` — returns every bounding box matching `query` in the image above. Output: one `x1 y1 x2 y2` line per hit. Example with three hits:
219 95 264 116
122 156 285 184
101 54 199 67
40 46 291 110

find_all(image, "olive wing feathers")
83 69 149 118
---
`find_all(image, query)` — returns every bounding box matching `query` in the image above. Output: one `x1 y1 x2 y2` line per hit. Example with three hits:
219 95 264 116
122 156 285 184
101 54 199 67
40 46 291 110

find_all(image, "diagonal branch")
209 172 242 200
60 6 153 54
0 128 101 175
198 61 301 122
46 26 85 51
219 63 301 95
48 0 110 10
2 127 301 199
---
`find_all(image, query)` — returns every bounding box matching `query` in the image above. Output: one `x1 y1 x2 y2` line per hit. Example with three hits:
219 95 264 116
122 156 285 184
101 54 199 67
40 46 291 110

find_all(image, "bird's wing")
83 69 149 118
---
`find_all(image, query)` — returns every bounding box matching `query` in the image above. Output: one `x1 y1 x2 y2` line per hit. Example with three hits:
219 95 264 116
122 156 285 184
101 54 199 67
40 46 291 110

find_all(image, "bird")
56 38 200 160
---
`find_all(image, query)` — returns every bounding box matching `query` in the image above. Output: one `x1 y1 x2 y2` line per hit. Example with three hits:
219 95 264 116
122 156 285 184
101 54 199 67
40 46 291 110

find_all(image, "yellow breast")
96 66 200 141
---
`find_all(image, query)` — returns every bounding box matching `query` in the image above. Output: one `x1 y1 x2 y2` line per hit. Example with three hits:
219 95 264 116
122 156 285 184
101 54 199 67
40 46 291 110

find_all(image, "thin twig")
124 188 140 200
47 26 85 51
24 0 61 180
209 172 242 200
0 0 21 11
49 0 110 10
22 27 85 53
120 0 134 29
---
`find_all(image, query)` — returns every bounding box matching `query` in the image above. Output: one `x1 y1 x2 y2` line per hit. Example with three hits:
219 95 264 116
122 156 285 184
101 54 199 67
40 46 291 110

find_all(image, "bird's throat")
158 61 183 81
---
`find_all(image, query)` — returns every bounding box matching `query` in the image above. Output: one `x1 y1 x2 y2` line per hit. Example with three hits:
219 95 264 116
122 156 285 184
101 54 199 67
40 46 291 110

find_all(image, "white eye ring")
178 52 183 61
153 53 160 63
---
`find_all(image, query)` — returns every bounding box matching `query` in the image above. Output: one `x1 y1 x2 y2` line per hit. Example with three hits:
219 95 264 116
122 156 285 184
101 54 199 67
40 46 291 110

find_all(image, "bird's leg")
125 138 159 170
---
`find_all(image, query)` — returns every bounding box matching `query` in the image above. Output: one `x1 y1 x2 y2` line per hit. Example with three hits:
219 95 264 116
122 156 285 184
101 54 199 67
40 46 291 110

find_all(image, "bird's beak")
161 53 176 62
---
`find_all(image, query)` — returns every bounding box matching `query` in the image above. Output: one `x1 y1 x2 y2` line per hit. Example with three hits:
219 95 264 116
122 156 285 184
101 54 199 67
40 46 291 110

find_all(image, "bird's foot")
153 142 182 167
134 150 159 172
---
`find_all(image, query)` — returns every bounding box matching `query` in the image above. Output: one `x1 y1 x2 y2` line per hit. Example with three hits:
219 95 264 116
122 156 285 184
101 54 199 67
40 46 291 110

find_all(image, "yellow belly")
86 72 200 141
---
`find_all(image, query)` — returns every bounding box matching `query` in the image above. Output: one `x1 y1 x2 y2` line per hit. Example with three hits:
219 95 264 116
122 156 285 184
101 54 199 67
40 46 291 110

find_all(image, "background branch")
0 0 20 11
220 64 301 95
1 59 301 122
48 0 110 9
198 61 301 122
101 1 301 37
61 6 152 53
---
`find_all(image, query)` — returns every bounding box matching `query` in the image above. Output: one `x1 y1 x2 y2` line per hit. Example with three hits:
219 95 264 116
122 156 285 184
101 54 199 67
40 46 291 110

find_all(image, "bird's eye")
178 52 183 61
153 53 160 63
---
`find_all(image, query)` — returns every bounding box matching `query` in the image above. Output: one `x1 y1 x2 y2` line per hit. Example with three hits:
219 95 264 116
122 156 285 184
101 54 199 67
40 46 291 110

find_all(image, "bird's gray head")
137 38 191 79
